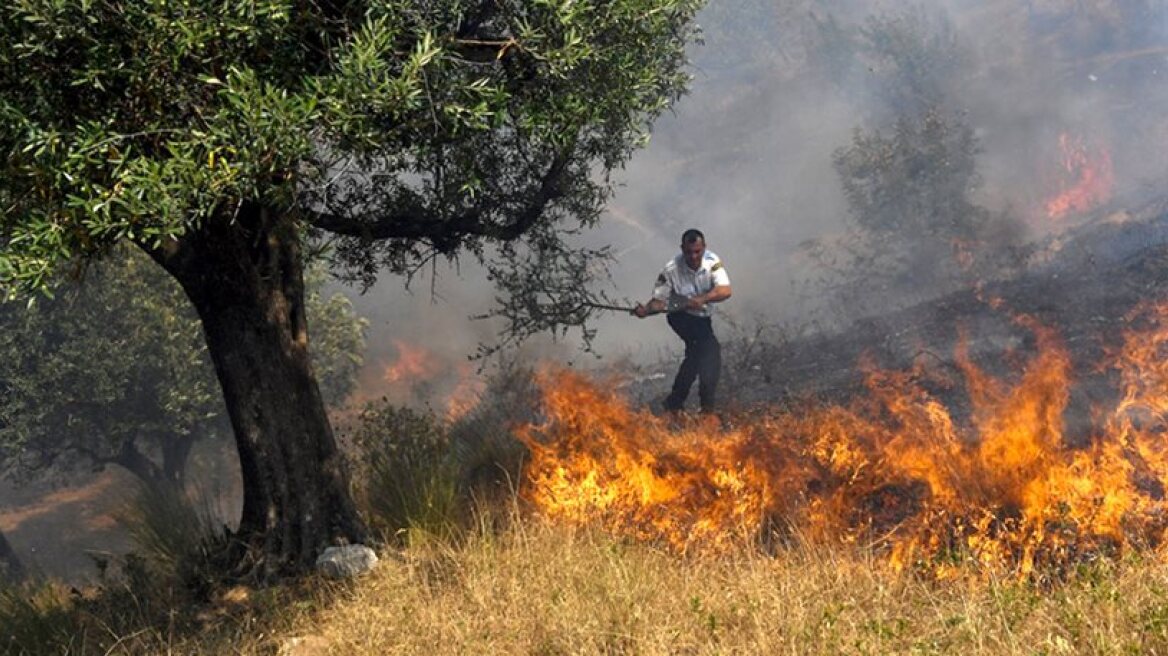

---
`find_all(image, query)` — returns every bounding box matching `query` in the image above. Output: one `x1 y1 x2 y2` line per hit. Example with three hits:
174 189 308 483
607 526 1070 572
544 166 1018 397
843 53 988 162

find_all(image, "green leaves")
0 246 367 481
2 0 702 351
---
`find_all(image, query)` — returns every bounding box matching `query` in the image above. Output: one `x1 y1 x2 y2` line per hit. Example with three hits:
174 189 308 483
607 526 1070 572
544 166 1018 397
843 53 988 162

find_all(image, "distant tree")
800 7 1026 320
0 1 702 577
800 108 1026 319
0 248 366 487
857 7 963 117
811 5 964 119
303 267 368 409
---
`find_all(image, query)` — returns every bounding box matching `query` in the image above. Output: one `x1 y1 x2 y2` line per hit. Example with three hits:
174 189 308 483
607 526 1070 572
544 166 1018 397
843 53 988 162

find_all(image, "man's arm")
636 264 675 318
684 284 732 311
697 284 733 304
633 298 667 318
635 285 732 316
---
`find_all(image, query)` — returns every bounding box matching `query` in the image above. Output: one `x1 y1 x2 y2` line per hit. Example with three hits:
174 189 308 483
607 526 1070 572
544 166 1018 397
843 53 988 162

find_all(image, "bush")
350 403 461 545
448 364 539 506
345 365 543 544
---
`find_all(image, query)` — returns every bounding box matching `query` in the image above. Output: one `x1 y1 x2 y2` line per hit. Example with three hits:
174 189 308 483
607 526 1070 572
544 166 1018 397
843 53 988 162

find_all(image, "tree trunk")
110 434 192 487
114 437 167 485
0 530 25 583
161 433 195 486
141 204 367 579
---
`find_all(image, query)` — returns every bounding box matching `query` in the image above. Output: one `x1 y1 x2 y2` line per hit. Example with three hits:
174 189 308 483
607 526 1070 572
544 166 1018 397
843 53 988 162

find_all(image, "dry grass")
278 518 1168 656
10 510 1168 654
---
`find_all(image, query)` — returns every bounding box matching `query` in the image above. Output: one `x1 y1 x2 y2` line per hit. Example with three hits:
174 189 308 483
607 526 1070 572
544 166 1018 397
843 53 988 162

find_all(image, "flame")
518 304 1168 577
951 238 978 272
1043 133 1114 221
344 339 484 422
516 373 778 553
383 339 444 385
445 361 486 422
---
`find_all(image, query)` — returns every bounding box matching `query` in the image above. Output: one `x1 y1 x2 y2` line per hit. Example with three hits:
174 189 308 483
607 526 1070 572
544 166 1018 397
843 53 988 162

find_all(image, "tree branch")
307 151 571 246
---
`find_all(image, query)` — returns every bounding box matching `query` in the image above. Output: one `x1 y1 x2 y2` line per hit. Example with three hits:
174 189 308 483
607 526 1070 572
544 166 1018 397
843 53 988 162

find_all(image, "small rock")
315 544 378 578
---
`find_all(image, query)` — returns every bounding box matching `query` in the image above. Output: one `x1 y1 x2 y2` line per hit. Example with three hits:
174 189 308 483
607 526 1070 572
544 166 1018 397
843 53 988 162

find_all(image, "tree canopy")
0 0 703 577
800 6 1025 320
1 1 699 315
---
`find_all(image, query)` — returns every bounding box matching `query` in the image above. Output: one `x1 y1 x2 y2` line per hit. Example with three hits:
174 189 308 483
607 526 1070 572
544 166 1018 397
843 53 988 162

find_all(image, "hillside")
629 196 1168 420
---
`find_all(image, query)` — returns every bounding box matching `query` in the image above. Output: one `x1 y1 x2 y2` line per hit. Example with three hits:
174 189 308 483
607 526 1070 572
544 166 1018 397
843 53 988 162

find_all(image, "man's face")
681 238 705 271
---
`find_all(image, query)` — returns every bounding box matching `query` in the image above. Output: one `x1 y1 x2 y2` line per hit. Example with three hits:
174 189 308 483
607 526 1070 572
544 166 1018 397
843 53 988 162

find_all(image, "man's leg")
664 314 702 411
697 333 721 413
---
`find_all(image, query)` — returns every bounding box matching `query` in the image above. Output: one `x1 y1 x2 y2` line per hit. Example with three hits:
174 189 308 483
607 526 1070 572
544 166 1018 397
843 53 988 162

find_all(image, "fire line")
518 302 1168 579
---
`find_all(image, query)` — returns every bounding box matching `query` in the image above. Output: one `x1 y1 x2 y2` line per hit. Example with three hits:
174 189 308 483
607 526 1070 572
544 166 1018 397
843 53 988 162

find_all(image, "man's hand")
685 295 706 311
633 299 666 317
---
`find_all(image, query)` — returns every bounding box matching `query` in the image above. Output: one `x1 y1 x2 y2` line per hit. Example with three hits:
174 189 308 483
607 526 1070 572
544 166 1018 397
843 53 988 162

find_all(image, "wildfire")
383 339 444 384
518 304 1168 578
1043 133 1114 221
445 361 487 422
349 339 484 421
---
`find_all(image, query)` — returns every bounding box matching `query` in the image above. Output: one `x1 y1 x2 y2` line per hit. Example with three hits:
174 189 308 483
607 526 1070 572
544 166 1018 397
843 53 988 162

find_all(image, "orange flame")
445 361 486 422
383 339 444 385
519 305 1168 577
349 340 484 421
1044 133 1114 221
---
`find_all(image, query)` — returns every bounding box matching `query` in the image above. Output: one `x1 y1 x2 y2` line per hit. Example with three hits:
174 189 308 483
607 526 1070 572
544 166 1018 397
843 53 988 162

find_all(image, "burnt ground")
631 197 1168 436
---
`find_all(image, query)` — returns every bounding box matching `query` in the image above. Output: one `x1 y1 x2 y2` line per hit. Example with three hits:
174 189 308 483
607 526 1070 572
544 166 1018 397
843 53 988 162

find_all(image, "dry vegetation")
298 523 1168 655
6 509 1168 655
10 274 1168 653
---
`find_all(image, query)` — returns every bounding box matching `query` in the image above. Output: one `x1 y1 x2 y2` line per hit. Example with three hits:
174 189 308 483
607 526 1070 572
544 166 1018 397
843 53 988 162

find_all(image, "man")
634 229 732 414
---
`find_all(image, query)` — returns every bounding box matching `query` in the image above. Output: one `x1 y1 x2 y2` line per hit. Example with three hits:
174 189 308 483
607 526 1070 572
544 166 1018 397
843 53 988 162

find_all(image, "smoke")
335 0 1168 387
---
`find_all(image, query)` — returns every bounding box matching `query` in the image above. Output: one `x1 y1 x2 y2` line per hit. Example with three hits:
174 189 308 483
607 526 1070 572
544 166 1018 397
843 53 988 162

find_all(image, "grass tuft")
114 480 225 594
0 582 75 655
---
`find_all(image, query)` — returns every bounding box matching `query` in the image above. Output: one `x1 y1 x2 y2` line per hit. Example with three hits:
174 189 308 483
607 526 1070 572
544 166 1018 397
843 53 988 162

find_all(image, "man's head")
680 229 705 270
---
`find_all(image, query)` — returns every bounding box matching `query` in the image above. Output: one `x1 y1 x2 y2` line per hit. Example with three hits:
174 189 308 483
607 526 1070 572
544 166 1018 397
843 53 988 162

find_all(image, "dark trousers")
663 313 721 413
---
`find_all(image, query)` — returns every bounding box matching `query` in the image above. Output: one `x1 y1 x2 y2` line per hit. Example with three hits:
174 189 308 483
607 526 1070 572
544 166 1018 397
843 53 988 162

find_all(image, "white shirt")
651 250 731 317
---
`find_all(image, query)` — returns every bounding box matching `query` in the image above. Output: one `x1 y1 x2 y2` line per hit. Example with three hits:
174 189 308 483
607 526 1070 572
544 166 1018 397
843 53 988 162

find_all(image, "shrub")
448 364 539 508
115 480 226 594
350 403 461 545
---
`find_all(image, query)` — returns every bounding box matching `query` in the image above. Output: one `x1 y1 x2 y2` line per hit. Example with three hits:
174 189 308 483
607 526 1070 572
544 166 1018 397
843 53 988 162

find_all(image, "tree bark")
141 204 367 579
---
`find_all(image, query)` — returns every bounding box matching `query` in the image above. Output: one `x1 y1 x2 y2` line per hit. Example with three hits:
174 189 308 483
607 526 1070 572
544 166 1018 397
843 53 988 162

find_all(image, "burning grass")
518 302 1168 580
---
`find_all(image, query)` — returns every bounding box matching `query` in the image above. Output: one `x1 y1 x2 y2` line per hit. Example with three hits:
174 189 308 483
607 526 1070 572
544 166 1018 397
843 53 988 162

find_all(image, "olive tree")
0 247 366 487
801 6 1025 320
817 108 1025 315
1 0 702 577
